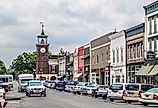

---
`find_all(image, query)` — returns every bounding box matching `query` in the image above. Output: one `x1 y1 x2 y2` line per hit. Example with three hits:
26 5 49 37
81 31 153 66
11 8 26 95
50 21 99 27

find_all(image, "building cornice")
144 1 158 15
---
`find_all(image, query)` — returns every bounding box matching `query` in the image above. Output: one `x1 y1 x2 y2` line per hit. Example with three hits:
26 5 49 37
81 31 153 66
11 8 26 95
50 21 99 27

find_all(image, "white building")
58 56 66 77
144 1 158 58
73 49 78 81
109 31 126 84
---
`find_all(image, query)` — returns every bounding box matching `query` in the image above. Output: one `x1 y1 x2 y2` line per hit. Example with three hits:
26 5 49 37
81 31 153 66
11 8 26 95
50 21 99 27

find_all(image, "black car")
92 85 108 99
56 81 67 91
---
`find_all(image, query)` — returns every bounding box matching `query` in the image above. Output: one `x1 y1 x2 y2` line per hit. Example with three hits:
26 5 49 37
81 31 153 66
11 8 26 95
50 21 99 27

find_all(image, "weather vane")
40 21 45 35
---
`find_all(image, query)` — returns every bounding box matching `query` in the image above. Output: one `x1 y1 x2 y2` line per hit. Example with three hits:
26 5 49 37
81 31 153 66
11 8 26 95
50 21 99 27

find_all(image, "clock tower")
36 22 49 79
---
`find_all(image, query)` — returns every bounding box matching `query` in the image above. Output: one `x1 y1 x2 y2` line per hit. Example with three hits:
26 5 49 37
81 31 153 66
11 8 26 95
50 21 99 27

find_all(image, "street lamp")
39 69 43 80
106 60 111 86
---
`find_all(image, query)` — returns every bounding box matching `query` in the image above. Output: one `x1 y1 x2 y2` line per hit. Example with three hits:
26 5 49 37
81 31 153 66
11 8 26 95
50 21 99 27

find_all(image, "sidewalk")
5 91 25 100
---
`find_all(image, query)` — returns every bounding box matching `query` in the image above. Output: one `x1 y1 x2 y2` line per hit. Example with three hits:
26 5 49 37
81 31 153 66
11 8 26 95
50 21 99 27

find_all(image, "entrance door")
101 72 105 85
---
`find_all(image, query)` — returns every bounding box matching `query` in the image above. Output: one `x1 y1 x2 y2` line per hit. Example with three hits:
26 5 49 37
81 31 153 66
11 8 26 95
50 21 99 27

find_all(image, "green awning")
135 64 154 76
148 64 158 75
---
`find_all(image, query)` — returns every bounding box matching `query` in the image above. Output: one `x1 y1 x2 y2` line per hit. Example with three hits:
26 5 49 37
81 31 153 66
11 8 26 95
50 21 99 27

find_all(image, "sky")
0 0 156 67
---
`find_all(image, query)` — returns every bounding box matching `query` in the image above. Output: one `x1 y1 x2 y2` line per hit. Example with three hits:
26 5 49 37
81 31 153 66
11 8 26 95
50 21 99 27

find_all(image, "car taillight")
153 94 158 100
3 93 5 99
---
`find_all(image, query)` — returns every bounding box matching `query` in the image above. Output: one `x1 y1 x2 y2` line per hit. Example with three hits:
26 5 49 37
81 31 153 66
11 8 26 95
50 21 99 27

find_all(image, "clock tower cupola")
36 22 49 79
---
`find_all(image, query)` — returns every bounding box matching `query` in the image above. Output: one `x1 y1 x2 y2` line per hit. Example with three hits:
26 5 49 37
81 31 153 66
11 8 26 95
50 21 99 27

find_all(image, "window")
154 38 157 52
117 49 119 63
116 76 121 83
121 48 123 62
128 46 130 59
154 17 157 33
140 43 143 57
96 55 99 64
92 56 94 64
133 45 136 59
149 19 152 35
149 39 152 51
101 53 103 62
112 50 115 63
137 44 139 58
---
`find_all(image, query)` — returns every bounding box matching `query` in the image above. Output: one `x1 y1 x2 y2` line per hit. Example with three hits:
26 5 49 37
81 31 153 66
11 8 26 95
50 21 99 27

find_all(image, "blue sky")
0 0 156 67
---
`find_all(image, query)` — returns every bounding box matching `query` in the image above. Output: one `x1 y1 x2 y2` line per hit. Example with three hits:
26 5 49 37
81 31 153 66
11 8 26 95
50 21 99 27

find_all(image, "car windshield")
30 82 42 86
126 84 139 90
87 84 96 88
141 85 155 91
147 88 158 93
67 82 77 85
21 79 32 84
109 84 123 90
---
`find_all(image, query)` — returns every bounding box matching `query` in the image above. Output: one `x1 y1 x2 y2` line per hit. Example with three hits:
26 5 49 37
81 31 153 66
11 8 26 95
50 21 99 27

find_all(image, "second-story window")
154 17 157 33
112 50 115 63
117 48 119 63
140 43 143 57
149 39 152 51
96 55 99 64
101 53 103 63
133 45 136 59
121 48 123 62
154 38 157 52
149 19 152 35
137 44 140 58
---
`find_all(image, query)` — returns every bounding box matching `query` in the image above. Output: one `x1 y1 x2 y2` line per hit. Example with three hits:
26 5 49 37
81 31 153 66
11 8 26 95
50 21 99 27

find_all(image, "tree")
9 52 36 76
58 48 66 56
0 60 7 74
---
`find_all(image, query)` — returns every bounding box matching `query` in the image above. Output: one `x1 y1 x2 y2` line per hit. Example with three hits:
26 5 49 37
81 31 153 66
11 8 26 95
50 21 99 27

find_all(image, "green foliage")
9 52 36 75
58 48 66 56
0 60 7 74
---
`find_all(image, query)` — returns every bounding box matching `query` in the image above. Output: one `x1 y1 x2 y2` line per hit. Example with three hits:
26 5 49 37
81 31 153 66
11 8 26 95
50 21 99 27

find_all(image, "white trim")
91 42 110 51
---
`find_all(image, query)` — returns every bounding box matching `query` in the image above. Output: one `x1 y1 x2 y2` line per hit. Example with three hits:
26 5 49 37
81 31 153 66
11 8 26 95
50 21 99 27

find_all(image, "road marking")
7 101 20 104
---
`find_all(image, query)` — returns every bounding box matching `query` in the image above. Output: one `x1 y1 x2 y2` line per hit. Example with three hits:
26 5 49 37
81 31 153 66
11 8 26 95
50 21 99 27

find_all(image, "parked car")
65 81 78 92
71 82 88 95
0 83 10 92
93 85 108 99
108 83 127 102
56 81 67 91
123 83 155 104
81 84 98 95
139 88 158 106
0 87 6 107
26 80 46 97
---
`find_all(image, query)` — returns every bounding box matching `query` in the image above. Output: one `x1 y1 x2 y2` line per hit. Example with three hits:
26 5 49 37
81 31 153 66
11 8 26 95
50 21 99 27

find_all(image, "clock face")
40 47 46 53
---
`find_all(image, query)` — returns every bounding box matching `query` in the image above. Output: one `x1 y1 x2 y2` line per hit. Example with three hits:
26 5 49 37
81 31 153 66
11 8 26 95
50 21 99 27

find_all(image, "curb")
5 97 21 101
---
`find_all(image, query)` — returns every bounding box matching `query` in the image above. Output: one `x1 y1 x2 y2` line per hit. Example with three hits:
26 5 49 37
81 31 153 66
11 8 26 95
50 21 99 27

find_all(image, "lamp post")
39 69 43 80
106 60 111 86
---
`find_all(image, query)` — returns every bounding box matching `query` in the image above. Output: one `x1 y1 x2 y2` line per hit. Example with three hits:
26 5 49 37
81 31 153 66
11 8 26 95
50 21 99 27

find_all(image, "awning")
135 64 154 76
148 64 158 75
74 73 82 78
84 72 89 78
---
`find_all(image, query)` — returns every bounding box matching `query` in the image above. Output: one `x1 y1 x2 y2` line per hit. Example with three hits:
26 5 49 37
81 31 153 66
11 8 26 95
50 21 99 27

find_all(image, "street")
5 87 158 108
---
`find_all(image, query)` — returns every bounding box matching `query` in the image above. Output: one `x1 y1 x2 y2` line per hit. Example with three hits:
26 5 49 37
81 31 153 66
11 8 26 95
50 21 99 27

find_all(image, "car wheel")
26 92 28 96
128 101 131 104
102 95 107 100
78 92 81 95
43 93 46 97
28 93 30 97
109 98 114 102
73 92 76 94
94 95 98 98
143 103 148 106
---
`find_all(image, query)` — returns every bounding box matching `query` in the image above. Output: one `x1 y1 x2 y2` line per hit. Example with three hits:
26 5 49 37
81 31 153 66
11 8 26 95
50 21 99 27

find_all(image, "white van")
18 74 34 92
0 75 13 90
108 83 127 102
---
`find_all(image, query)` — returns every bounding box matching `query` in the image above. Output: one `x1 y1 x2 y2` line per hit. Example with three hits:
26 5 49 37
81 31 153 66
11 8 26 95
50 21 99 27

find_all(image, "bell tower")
36 22 49 79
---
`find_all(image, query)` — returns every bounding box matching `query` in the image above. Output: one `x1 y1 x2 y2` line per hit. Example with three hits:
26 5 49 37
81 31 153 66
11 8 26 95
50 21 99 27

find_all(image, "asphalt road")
5 88 158 108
